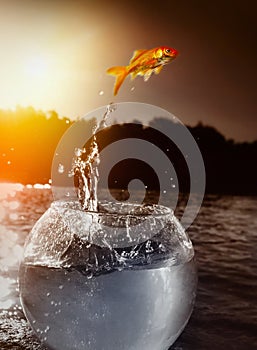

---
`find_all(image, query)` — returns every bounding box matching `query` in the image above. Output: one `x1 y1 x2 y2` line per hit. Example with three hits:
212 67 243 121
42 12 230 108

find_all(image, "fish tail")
106 66 128 96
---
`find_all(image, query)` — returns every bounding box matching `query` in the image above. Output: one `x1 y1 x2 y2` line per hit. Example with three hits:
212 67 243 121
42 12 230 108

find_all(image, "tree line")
0 106 256 195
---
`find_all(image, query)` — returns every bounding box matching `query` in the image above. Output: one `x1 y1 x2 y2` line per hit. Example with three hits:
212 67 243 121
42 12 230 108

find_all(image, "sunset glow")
0 1 255 141
24 56 49 79
0 3 109 115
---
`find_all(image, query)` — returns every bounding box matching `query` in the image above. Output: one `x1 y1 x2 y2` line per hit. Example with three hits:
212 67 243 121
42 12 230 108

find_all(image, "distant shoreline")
0 183 256 197
1 107 256 196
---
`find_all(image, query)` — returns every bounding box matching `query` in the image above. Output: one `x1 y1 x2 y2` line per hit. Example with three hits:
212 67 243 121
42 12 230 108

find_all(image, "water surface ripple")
0 186 256 349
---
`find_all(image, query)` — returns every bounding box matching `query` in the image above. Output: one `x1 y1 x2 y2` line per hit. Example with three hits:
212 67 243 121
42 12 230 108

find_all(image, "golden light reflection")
9 213 19 221
3 200 20 210
0 184 24 272
0 185 21 223
0 183 24 200
25 183 51 189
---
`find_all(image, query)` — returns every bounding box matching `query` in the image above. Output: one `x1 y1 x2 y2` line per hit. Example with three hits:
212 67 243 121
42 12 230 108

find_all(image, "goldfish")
107 46 178 95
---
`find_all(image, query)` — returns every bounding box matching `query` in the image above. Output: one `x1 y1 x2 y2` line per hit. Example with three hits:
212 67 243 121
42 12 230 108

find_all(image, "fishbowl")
19 102 204 349
19 200 197 350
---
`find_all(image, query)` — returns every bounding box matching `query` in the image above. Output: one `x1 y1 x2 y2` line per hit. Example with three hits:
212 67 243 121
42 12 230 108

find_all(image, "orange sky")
0 0 256 141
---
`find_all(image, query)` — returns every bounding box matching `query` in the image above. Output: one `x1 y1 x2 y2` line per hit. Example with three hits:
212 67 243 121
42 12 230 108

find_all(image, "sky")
0 0 256 141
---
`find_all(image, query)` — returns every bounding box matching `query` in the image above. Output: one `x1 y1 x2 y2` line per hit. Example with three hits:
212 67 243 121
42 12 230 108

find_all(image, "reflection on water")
0 184 24 310
0 276 15 309
0 183 24 200
0 184 52 314
0 226 23 269
0 183 257 349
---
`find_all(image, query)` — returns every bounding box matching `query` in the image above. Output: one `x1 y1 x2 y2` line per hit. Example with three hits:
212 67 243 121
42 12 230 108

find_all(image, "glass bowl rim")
51 199 173 218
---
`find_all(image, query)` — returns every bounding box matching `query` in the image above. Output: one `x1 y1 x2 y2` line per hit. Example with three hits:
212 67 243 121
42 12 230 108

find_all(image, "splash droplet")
74 148 83 157
58 164 65 174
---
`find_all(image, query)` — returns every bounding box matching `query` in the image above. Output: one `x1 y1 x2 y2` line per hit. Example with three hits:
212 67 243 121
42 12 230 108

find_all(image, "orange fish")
107 46 178 95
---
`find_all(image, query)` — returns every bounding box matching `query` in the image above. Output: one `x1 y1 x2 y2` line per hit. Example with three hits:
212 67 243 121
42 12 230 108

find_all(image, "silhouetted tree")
0 107 256 195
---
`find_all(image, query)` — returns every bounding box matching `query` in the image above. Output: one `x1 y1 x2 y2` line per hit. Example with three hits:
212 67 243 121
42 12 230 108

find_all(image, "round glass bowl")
19 200 197 350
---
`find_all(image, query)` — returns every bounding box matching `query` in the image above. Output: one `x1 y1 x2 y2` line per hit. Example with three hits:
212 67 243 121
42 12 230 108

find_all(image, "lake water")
0 184 256 349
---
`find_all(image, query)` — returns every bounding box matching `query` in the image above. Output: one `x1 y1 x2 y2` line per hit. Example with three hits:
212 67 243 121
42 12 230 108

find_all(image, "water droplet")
7 161 11 165
59 285 64 290
163 190 167 194
99 90 104 96
87 272 93 279
130 86 135 92
172 184 176 188
46 292 51 297
58 163 65 174
68 170 73 178
74 148 83 157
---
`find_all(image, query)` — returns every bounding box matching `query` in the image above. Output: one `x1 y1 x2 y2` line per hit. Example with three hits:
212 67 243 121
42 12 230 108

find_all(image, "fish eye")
165 49 171 53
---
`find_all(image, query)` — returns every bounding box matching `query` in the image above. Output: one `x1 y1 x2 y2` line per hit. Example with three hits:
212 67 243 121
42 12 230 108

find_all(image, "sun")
24 56 49 79
2 54 58 109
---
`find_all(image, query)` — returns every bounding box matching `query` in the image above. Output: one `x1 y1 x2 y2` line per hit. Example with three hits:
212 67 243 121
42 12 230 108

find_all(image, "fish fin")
143 69 153 82
106 66 128 96
154 65 163 75
129 49 147 64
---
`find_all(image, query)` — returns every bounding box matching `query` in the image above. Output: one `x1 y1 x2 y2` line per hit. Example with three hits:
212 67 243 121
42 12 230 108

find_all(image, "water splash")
69 103 116 211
